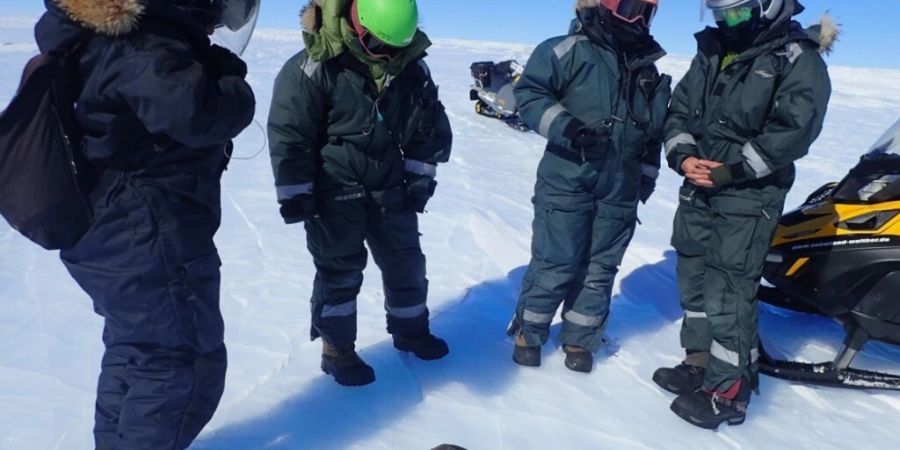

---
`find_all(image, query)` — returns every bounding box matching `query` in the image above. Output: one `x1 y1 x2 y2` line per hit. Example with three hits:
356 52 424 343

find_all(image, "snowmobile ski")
759 344 900 390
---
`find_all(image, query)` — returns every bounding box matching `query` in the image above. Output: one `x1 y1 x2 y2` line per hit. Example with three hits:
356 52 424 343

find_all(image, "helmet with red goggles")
599 0 659 27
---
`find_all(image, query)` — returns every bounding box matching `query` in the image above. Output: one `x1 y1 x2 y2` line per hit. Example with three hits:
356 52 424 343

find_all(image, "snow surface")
3 18 900 450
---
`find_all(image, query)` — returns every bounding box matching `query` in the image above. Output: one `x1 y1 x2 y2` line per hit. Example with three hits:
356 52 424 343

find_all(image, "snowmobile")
759 119 900 390
469 60 530 132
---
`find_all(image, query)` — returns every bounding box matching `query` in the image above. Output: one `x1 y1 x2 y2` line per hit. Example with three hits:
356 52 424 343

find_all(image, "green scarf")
721 51 740 71
302 0 431 92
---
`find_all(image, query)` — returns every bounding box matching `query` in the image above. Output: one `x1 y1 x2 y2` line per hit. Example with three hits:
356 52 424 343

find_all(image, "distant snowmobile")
469 60 529 132
759 119 900 391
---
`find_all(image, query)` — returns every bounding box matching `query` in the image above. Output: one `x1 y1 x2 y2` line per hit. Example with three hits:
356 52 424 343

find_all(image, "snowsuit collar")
568 16 666 71
300 0 431 92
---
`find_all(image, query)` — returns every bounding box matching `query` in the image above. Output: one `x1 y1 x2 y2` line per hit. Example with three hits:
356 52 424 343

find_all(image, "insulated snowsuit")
36 1 255 448
665 0 831 390
508 15 672 352
267 0 452 349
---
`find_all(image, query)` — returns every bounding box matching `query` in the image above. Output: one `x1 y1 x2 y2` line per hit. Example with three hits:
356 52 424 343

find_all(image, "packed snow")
2 17 900 450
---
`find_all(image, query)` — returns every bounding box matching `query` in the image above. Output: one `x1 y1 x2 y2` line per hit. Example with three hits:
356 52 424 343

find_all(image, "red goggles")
350 1 402 61
600 0 659 27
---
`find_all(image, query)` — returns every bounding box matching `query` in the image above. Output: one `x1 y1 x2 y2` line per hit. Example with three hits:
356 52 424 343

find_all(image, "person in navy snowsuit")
34 0 255 448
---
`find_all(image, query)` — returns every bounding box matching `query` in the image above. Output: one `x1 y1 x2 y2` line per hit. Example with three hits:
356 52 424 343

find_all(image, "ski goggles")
350 2 404 61
599 0 659 27
709 0 759 27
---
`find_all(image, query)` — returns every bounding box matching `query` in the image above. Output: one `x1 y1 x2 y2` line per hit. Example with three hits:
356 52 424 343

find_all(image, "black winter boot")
653 364 706 395
393 332 449 360
563 345 594 373
670 379 751 430
512 333 541 367
321 342 375 387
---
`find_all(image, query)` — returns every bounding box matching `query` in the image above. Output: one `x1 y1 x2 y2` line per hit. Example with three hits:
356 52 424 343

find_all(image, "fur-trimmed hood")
301 0 320 33
575 0 596 10
808 13 839 54
53 0 144 35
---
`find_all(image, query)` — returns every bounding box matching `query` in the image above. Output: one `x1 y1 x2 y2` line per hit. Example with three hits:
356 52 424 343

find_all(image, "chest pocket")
380 61 440 147
718 54 783 136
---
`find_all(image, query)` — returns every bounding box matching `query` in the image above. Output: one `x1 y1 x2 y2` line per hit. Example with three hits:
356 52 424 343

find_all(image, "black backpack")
0 40 98 250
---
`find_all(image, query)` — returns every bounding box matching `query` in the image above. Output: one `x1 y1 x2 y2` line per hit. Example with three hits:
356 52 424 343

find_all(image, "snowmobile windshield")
832 120 900 203
211 0 261 56
865 119 900 158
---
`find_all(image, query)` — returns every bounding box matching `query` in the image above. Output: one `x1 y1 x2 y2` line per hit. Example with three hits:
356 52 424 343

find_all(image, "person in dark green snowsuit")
652 0 835 429
507 0 672 373
267 0 452 387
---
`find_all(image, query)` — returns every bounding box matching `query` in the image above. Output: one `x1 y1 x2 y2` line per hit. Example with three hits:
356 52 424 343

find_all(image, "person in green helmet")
652 0 835 430
267 0 452 387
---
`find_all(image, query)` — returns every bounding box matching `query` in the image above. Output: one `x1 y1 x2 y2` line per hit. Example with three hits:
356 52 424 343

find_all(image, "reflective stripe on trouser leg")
310 258 366 348
367 209 431 336
703 190 784 389
514 176 595 348
560 210 635 352
305 198 368 347
672 196 713 354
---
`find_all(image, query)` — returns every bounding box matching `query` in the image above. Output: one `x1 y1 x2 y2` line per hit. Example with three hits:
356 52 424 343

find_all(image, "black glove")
639 175 656 204
709 164 735 188
206 44 248 79
279 194 317 224
406 174 437 213
564 119 612 162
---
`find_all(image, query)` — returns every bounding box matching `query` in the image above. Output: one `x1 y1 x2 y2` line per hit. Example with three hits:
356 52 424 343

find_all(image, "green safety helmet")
351 0 419 48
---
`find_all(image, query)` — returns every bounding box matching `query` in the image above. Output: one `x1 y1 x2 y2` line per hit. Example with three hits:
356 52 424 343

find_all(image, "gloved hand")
639 175 656 204
565 119 612 162
406 174 437 213
279 194 317 224
709 164 736 188
206 44 248 79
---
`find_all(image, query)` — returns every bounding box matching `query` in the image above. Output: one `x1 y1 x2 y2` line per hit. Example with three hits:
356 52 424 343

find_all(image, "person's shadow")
193 267 527 450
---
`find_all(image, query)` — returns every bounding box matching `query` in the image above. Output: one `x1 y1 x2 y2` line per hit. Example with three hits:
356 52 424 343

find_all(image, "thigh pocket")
708 195 766 274
532 192 594 265
168 252 224 354
306 188 367 259
671 186 709 257
592 204 637 267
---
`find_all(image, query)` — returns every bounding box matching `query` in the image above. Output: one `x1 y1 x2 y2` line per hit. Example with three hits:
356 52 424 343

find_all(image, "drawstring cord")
225 119 267 161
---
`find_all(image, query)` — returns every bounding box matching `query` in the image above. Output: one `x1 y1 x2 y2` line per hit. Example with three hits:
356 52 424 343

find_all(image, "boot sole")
321 361 376 387
670 400 746 431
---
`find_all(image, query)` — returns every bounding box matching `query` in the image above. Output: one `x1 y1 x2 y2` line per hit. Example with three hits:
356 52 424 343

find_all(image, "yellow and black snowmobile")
759 119 900 390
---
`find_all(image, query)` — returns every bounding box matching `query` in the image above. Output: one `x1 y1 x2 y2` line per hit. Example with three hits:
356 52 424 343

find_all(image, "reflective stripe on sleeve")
664 133 697 156
742 142 773 178
404 159 437 177
538 104 566 138
277 182 314 200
